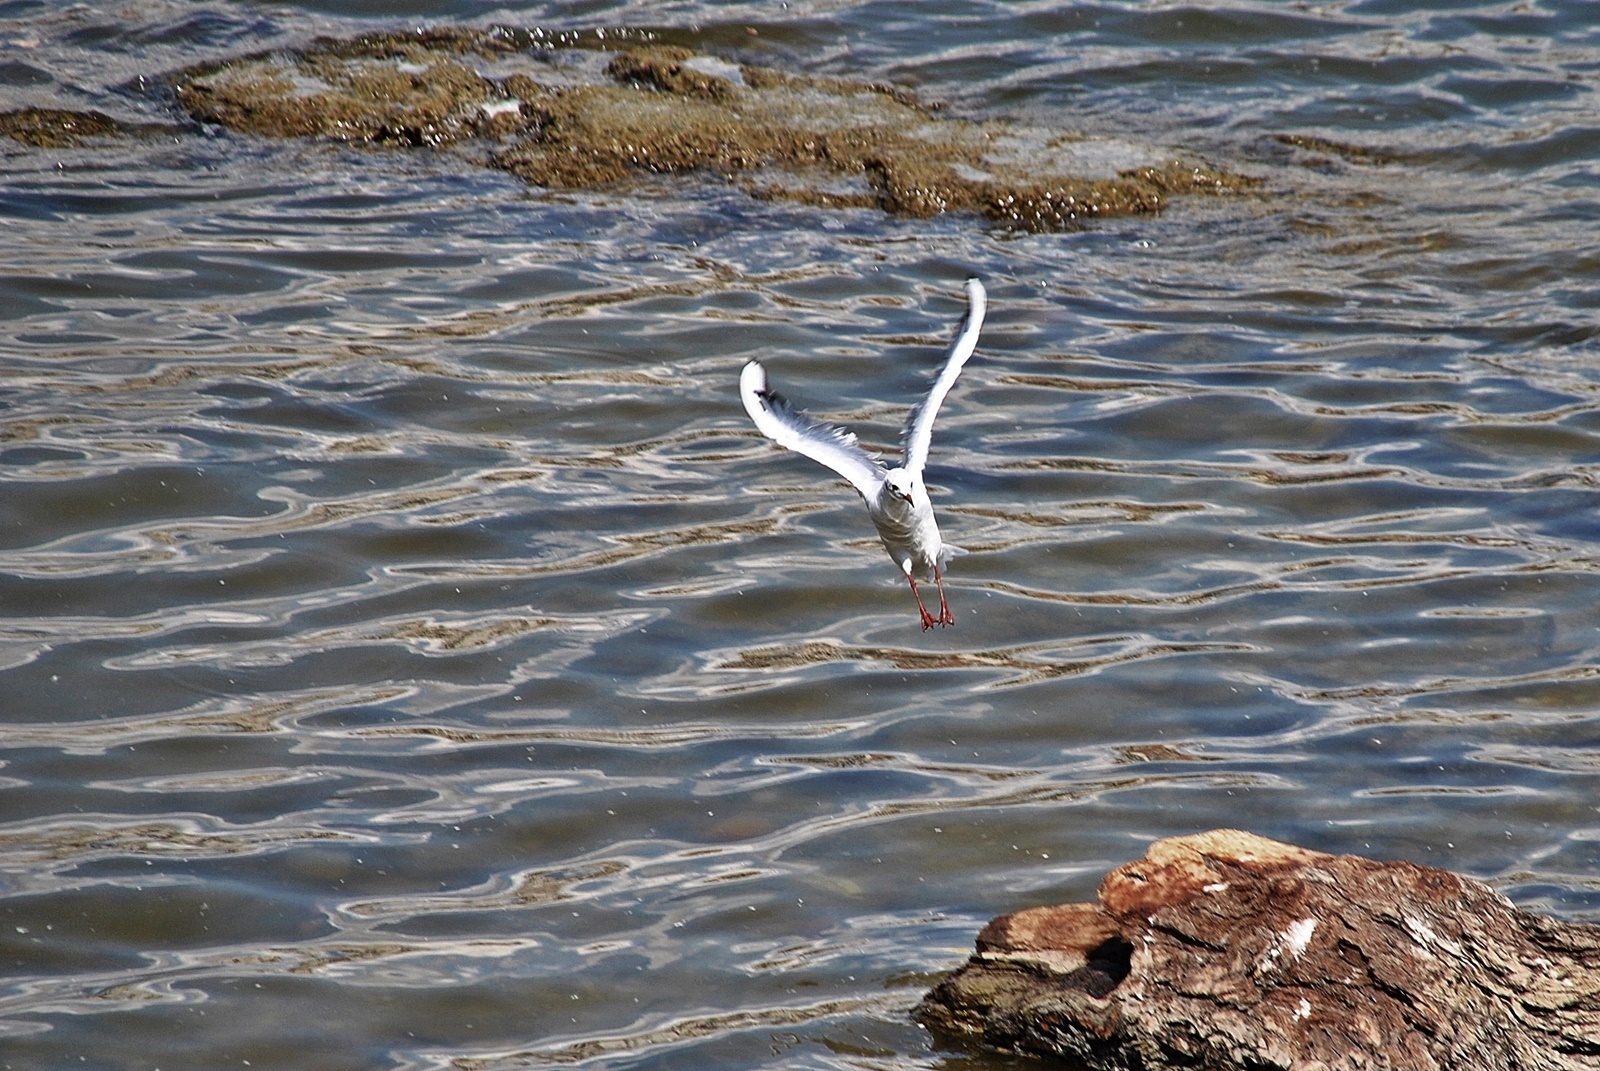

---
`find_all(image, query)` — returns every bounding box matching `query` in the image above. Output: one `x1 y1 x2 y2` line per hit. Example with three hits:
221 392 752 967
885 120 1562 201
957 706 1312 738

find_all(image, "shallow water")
1 1 1598 1068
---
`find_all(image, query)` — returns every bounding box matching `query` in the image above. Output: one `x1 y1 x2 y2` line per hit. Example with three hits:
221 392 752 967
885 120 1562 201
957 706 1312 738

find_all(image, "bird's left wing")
741 360 887 500
902 277 986 478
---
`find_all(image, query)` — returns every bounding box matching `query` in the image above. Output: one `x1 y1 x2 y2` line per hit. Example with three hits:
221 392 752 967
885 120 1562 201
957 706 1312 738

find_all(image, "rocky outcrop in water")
0 106 180 147
916 829 1600 1070
152 25 1252 232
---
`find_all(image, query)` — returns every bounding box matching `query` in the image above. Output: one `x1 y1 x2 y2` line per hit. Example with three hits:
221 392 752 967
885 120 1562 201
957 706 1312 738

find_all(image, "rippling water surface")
2 1 1598 1068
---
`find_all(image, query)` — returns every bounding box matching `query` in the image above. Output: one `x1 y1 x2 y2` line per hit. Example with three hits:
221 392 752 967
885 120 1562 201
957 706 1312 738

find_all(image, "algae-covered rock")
174 30 509 146
167 26 1252 231
0 107 184 147
1 107 126 147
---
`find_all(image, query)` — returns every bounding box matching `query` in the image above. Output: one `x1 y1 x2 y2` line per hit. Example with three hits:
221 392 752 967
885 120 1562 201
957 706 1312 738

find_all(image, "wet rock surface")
916 830 1600 1070
0 106 160 146
155 26 1252 231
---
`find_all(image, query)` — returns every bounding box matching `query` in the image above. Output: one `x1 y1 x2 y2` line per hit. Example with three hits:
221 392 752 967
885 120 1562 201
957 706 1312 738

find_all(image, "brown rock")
164 26 1256 232
0 107 123 147
915 829 1600 1070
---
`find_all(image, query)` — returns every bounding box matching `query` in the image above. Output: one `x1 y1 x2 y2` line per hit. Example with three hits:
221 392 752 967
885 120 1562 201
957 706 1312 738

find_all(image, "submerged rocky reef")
6 25 1254 232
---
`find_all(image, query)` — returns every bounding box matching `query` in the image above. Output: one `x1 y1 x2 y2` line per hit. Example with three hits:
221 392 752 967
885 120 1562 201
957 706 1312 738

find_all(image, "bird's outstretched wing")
741 360 887 500
902 277 986 478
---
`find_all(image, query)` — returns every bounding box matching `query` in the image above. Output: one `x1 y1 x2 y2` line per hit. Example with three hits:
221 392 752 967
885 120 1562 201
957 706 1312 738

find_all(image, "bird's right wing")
741 361 887 501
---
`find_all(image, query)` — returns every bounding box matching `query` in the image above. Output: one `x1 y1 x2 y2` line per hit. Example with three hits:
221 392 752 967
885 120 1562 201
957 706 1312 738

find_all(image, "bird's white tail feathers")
937 543 967 571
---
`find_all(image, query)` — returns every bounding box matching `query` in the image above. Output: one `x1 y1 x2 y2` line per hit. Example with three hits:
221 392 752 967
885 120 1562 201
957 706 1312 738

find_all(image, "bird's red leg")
908 575 937 630
933 564 954 626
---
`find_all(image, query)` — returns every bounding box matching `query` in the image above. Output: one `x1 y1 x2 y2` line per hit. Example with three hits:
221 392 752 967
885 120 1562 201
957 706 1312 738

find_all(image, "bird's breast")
870 500 942 577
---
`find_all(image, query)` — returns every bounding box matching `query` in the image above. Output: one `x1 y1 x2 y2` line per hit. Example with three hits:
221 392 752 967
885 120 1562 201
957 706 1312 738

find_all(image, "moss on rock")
166 25 1255 231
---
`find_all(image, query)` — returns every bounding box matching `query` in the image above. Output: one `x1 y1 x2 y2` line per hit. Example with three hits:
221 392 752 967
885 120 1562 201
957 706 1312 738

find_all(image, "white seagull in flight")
740 277 986 630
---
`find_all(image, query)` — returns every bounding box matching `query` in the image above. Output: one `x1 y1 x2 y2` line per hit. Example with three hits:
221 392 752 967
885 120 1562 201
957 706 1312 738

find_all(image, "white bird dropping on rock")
740 277 987 630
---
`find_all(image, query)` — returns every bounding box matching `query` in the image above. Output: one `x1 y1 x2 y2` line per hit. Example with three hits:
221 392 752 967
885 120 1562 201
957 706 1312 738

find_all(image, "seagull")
740 277 986 630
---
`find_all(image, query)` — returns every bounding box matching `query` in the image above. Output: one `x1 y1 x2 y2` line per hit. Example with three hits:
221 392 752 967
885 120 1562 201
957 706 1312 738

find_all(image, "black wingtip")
757 383 792 414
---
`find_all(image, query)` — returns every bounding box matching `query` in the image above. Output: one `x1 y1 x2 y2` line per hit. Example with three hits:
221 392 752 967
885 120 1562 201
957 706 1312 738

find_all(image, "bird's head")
883 468 918 506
